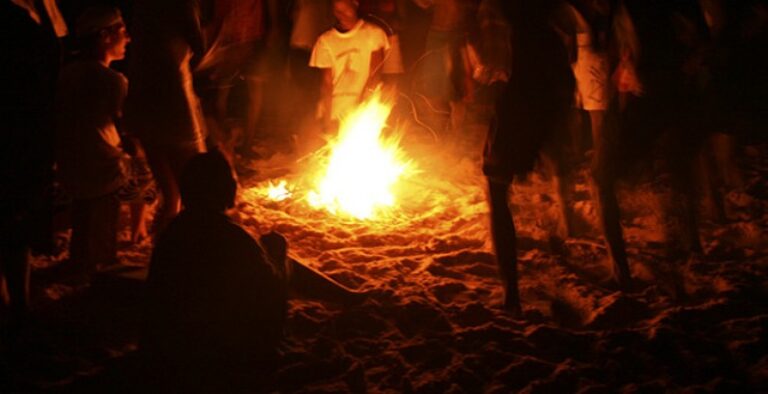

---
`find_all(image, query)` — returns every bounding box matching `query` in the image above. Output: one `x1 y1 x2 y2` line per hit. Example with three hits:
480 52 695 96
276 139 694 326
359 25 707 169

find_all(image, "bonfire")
257 89 414 220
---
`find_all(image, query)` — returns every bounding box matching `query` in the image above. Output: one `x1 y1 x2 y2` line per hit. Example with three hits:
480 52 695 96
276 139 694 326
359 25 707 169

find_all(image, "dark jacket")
141 209 286 378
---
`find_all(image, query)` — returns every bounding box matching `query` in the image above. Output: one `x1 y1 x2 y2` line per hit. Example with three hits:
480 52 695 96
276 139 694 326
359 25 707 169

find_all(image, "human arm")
309 36 335 129
366 48 385 93
181 0 206 69
319 68 334 130
365 26 391 94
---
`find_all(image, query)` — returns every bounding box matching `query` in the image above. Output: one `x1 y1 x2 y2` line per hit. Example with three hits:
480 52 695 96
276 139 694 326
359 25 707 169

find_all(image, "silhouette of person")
482 0 577 315
55 6 131 284
1 0 66 330
140 150 286 389
123 0 207 234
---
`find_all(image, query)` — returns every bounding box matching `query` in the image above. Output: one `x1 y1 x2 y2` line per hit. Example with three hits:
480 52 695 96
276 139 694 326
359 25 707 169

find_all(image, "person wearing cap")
55 5 131 282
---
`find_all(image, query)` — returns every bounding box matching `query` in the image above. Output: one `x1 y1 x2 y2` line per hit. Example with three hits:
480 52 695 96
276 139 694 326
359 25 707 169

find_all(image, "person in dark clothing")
123 0 207 234
56 5 132 284
482 0 578 315
600 0 712 262
141 150 286 389
701 0 767 197
0 0 66 329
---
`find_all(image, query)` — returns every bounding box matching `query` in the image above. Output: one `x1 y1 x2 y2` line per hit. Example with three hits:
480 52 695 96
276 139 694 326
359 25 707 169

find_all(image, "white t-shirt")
573 33 610 111
565 4 609 111
310 20 389 120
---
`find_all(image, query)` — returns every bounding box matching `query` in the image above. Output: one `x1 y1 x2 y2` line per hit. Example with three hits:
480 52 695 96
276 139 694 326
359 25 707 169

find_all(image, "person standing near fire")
310 0 390 130
358 0 406 79
412 0 479 133
55 6 139 284
483 0 577 315
123 0 207 234
1 0 67 331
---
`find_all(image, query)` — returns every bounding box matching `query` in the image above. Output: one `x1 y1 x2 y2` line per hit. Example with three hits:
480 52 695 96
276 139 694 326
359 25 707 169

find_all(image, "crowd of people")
1 0 767 388
483 0 768 314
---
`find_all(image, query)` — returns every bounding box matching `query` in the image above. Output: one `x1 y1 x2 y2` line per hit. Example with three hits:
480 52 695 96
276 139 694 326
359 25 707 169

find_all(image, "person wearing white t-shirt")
310 0 390 127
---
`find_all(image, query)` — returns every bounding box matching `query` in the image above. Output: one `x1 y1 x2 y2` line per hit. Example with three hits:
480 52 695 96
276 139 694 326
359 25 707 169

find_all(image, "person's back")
141 151 286 388
144 209 285 362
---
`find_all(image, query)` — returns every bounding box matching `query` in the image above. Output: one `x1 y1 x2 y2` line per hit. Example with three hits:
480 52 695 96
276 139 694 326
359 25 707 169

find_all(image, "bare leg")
487 178 522 315
590 174 632 287
567 109 585 156
588 111 605 148
449 99 466 134
710 132 742 189
240 77 264 155
696 147 727 223
541 152 574 242
143 149 179 234
669 148 704 255
591 114 631 288
130 202 149 243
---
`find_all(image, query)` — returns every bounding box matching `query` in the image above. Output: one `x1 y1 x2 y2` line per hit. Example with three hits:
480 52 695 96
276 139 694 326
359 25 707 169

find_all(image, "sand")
4 126 767 392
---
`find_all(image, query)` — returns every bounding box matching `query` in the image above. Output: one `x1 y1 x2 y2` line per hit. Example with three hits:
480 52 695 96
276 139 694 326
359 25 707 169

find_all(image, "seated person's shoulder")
221 217 275 266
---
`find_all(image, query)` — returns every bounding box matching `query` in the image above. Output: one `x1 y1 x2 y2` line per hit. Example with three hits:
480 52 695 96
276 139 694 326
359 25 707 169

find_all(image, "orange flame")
252 90 415 220
307 90 413 219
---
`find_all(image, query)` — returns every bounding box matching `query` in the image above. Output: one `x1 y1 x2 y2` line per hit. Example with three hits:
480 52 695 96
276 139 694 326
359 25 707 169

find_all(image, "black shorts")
483 94 571 180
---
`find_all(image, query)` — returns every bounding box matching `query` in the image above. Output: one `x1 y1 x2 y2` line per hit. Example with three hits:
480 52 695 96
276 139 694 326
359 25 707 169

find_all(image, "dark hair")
180 150 237 211
74 5 125 57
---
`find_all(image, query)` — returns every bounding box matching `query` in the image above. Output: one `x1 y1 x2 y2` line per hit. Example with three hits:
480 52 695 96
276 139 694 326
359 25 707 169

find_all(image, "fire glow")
265 180 292 202
258 90 414 220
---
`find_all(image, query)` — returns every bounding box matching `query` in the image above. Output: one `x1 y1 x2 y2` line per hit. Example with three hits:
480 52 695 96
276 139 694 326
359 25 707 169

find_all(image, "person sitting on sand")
140 149 363 389
140 150 287 388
